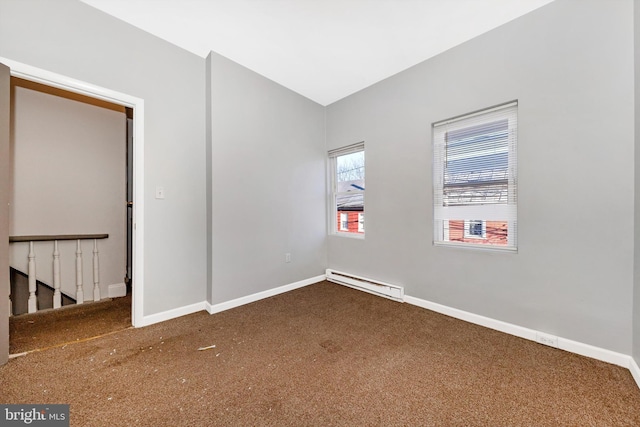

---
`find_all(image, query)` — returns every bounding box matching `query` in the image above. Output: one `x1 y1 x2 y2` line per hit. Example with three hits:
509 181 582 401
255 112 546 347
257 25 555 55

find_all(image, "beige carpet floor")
1 281 639 426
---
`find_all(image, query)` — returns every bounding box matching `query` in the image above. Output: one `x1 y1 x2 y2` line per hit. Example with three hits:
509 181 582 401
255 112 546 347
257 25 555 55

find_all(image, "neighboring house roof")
444 165 508 206
337 179 364 211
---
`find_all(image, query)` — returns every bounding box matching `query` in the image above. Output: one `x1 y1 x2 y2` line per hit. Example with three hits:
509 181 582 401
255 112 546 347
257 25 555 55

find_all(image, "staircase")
10 268 76 316
9 234 109 315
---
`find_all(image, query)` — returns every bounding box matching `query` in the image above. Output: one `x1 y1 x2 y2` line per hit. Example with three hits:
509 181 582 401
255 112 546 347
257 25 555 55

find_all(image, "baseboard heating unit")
325 269 404 302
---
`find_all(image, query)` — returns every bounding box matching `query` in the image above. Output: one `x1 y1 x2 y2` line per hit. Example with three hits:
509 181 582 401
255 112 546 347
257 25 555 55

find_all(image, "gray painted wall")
326 0 635 354
634 0 640 366
9 85 126 299
205 54 214 305
207 52 326 304
0 0 207 315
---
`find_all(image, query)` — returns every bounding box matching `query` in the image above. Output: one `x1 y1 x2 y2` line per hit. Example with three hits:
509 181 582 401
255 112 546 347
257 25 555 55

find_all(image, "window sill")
331 232 365 240
434 241 517 253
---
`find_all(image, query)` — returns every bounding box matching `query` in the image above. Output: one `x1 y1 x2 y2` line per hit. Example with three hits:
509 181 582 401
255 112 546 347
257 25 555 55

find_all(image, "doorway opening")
10 77 131 313
1 56 145 328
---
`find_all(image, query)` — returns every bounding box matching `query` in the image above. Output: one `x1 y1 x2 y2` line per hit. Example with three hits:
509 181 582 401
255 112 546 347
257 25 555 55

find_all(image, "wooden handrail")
9 234 108 243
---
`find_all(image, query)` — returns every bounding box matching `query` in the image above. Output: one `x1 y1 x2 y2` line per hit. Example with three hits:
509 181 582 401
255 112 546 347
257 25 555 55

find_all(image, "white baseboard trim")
206 275 325 314
404 295 631 369
630 357 640 390
108 283 127 298
134 275 324 328
137 301 207 327
559 336 631 370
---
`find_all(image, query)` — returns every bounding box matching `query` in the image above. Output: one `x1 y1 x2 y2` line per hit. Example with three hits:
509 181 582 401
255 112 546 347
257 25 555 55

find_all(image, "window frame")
432 101 517 251
328 142 365 238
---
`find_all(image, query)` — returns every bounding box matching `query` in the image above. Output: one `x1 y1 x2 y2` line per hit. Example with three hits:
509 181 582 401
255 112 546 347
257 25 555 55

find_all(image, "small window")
329 142 365 236
464 220 486 239
433 102 517 250
339 213 349 231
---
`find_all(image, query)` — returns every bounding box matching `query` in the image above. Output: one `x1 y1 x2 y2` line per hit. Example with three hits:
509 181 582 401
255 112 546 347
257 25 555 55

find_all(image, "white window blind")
433 101 517 249
328 142 365 159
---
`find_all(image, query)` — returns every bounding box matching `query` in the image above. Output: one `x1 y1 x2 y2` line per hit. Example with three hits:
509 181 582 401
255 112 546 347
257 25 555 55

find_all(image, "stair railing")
8 234 109 314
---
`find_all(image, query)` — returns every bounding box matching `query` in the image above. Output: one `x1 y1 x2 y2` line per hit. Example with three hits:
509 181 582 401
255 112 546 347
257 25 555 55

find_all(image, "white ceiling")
81 0 554 106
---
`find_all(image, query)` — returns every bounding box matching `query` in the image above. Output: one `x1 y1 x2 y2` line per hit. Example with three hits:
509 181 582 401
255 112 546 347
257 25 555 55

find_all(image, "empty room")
1 0 640 425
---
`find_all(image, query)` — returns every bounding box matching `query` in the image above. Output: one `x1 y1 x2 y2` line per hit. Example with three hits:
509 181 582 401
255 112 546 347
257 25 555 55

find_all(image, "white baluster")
27 241 37 313
75 239 84 304
52 240 61 309
93 239 100 301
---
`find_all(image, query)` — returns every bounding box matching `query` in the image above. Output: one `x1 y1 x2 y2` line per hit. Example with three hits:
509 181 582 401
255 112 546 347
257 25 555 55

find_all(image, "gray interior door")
0 63 10 365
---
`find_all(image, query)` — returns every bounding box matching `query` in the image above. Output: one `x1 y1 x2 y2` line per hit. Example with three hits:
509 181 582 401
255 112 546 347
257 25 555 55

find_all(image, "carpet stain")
319 339 342 353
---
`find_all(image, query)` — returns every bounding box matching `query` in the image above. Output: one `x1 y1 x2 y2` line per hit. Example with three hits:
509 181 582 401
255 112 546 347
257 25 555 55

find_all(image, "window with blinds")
433 102 517 250
328 142 365 236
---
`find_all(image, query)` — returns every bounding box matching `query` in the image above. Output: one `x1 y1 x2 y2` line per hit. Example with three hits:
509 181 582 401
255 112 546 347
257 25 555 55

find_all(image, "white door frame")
0 57 145 327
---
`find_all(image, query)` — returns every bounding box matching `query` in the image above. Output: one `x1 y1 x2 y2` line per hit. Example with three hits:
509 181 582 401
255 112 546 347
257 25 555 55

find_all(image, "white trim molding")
404 294 636 378
206 275 325 314
108 283 127 299
0 56 146 328
630 357 640 390
138 275 324 327
137 301 207 327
